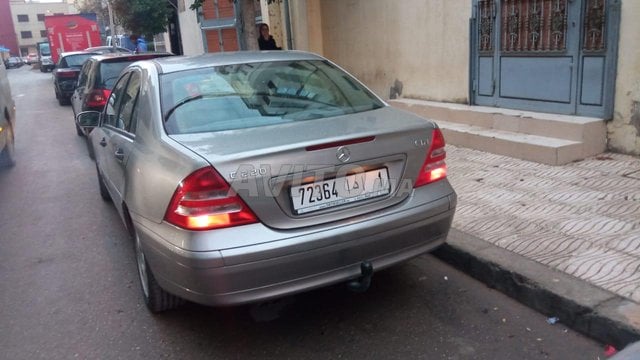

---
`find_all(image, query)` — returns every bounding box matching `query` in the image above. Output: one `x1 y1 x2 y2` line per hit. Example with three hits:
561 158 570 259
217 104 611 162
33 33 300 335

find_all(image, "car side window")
86 61 96 90
77 62 90 87
59 58 67 68
115 71 141 133
104 73 131 128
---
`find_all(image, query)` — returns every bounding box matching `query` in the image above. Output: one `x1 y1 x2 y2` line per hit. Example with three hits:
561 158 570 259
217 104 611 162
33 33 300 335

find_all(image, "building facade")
291 0 640 156
178 0 267 54
176 0 639 156
0 0 19 56
9 0 77 56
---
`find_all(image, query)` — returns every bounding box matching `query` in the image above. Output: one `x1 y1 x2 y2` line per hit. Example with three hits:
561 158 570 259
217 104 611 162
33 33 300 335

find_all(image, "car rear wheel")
58 96 70 106
76 123 83 136
0 126 16 168
134 231 184 313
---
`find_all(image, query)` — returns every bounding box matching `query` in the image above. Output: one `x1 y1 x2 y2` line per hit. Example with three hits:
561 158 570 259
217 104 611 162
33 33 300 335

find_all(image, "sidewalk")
433 145 640 349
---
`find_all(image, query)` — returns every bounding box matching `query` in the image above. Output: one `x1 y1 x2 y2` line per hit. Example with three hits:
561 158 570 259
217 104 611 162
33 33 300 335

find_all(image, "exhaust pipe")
347 261 373 293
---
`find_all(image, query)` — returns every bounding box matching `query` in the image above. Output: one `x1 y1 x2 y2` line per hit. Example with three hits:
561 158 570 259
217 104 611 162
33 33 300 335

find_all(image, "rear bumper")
56 80 77 98
134 191 456 306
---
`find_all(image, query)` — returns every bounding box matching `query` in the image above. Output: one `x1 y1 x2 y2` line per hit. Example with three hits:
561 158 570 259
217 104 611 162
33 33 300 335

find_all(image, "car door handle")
99 138 107 147
114 148 125 162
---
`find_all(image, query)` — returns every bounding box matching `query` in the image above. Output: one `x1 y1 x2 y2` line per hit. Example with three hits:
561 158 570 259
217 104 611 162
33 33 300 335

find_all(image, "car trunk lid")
169 107 438 230
54 67 81 91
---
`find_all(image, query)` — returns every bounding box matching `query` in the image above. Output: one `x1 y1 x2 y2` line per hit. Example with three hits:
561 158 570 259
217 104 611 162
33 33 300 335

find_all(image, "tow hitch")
347 261 373 293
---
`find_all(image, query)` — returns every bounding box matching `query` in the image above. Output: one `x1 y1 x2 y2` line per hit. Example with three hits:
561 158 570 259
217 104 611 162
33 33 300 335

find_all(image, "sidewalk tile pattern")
446 145 640 302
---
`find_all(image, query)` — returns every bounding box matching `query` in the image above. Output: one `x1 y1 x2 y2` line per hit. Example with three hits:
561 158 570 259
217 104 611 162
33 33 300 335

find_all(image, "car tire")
57 97 65 106
96 165 111 201
134 231 184 313
0 129 16 168
76 123 83 137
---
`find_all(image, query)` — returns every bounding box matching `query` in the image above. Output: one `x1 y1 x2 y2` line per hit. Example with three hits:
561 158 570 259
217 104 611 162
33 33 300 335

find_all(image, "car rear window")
99 61 136 89
161 60 385 135
60 54 93 68
40 43 51 56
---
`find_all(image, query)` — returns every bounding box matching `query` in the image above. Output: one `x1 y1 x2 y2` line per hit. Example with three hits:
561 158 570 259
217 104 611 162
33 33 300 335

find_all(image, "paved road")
0 66 605 359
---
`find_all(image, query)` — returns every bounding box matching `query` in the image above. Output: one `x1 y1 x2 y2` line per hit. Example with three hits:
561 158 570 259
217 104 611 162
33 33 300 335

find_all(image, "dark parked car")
75 51 456 313
0 60 16 167
71 53 172 136
5 57 23 69
53 51 98 106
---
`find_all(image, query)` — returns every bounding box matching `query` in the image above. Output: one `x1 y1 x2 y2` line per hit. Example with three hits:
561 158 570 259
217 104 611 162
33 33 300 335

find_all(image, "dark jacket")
258 36 281 50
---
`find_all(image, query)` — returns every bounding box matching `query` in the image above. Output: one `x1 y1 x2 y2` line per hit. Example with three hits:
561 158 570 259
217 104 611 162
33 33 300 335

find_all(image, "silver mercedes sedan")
76 51 457 313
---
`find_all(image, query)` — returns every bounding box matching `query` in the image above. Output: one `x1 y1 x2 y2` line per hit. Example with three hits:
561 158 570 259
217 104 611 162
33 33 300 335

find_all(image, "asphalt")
433 145 640 352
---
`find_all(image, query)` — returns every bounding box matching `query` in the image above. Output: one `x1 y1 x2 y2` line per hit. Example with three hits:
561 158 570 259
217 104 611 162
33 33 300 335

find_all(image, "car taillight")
57 70 76 78
414 128 447 188
164 167 258 231
86 89 111 108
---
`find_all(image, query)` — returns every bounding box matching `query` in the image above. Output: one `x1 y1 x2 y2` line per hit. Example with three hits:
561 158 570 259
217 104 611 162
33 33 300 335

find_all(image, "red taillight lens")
57 71 76 78
164 167 258 231
414 128 448 188
86 89 111 108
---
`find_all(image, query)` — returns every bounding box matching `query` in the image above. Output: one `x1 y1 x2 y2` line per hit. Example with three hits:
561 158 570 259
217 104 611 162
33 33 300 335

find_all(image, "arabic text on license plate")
290 168 390 214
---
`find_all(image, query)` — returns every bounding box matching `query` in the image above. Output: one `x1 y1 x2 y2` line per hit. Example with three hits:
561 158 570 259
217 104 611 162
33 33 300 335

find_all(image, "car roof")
150 51 324 74
85 46 132 52
89 52 173 64
60 51 98 58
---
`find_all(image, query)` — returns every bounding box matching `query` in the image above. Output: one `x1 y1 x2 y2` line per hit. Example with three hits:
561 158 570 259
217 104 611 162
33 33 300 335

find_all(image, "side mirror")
76 111 101 135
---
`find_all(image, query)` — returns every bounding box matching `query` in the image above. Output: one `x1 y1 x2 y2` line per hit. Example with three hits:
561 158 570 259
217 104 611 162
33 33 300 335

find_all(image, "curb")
432 228 640 349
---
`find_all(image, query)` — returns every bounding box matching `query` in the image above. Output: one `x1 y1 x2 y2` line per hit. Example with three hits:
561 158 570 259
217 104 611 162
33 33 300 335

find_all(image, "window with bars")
478 0 496 52
21 31 33 39
583 0 607 52
37 14 45 21
17 14 29 22
500 0 568 52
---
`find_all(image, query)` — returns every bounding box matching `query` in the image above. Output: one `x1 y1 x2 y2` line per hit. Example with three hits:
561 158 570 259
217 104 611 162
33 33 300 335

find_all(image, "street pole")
106 0 115 48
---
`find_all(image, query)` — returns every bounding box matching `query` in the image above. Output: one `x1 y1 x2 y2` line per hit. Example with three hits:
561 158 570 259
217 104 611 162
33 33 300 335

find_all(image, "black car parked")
5 57 23 69
53 52 98 106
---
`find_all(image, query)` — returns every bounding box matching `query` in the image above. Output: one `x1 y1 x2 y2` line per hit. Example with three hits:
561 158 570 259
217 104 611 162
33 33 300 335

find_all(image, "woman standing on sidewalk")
258 24 281 50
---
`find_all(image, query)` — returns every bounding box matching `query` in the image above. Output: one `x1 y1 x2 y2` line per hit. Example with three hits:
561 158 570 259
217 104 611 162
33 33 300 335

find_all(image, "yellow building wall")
294 0 638 155
318 0 470 103
610 0 640 154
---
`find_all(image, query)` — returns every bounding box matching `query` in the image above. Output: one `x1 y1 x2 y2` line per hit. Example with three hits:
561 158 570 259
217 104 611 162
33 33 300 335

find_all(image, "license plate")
290 168 390 214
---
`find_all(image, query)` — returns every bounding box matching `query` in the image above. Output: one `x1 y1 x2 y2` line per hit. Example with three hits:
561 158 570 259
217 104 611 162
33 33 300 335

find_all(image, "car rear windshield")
60 54 93 68
39 43 50 56
160 60 385 135
98 61 136 89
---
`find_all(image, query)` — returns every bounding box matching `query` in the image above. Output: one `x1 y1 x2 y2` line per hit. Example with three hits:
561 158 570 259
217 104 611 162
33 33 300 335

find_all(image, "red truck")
44 14 101 66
